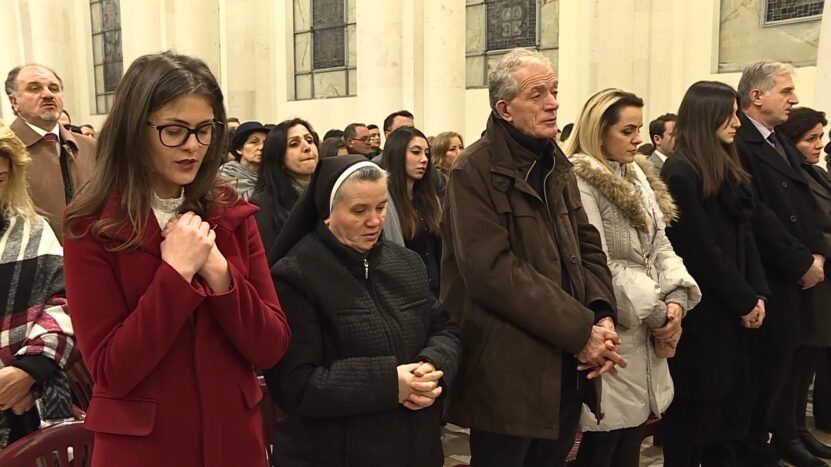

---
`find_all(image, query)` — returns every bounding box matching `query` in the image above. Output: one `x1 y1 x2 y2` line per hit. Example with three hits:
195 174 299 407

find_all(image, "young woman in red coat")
62 51 290 467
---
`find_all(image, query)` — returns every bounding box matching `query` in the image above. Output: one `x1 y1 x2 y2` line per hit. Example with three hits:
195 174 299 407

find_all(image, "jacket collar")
570 154 677 232
10 117 82 155
486 114 572 200
738 113 807 183
97 187 257 255
314 222 378 279
805 165 831 201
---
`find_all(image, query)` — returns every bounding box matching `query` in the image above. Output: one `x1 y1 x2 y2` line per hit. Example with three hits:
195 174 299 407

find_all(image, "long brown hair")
674 81 750 198
64 51 234 250
382 127 441 240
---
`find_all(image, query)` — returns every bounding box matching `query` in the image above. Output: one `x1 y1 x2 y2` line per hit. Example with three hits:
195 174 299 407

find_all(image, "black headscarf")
268 154 380 264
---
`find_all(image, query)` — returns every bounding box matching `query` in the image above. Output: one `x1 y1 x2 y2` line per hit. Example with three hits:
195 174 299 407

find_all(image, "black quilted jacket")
264 223 460 467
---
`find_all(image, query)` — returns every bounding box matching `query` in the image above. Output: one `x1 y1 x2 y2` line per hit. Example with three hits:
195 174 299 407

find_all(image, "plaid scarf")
0 215 75 448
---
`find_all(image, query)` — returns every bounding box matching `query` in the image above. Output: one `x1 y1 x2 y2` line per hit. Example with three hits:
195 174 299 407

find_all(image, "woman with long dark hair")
382 127 442 296
250 118 319 256
62 52 290 467
660 81 769 467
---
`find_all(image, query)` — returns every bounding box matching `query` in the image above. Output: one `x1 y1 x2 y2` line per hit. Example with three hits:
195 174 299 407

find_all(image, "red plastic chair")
0 420 94 467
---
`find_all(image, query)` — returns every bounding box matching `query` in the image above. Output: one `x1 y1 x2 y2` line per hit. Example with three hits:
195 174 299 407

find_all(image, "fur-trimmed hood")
570 154 677 232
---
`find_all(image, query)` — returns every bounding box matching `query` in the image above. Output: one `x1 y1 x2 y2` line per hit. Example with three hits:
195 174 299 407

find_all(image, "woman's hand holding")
396 363 420 404
399 361 445 411
651 303 682 341
160 212 215 282
197 244 231 293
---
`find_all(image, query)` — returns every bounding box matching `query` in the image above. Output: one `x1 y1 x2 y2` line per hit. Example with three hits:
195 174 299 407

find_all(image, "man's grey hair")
488 48 552 111
737 60 795 110
331 165 388 209
4 64 65 97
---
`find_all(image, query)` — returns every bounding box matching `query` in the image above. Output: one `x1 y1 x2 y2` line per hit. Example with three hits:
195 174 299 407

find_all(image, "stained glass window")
293 0 357 100
90 0 123 114
764 0 824 24
466 0 559 88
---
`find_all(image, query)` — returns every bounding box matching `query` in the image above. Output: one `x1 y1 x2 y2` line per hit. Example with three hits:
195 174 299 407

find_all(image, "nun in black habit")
263 155 460 467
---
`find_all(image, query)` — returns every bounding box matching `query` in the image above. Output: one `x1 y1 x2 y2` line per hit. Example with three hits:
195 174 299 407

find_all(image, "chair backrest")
64 359 93 412
258 376 277 464
0 420 94 467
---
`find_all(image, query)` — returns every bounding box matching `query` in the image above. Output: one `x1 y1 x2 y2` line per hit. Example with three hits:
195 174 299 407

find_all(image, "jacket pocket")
240 376 264 409
84 396 157 436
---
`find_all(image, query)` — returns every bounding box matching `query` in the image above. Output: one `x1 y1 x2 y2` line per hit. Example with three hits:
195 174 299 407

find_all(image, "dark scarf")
493 113 556 197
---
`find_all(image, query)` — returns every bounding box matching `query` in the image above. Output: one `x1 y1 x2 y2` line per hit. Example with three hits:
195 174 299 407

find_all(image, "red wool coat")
63 195 290 467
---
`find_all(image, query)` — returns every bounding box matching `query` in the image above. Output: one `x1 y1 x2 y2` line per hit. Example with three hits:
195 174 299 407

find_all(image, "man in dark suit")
735 60 830 467
647 113 676 172
4 64 96 240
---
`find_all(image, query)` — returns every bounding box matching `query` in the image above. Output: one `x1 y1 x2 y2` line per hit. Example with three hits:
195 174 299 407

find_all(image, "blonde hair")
0 121 37 221
431 131 464 172
564 88 644 170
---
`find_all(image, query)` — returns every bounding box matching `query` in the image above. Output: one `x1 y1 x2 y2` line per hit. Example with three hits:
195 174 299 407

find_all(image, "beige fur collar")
571 154 677 232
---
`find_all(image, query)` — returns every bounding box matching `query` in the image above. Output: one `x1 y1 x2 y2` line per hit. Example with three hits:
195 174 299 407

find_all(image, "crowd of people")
0 47 830 467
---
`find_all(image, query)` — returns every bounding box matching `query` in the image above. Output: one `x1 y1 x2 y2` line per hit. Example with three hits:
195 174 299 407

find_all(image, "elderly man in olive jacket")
441 49 623 467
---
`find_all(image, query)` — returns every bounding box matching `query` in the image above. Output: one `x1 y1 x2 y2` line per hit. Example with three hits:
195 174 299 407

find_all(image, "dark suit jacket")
9 118 96 241
735 112 830 349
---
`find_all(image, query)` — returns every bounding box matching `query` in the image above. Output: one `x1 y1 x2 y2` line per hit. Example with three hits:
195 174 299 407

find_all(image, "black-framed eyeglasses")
146 120 222 148
350 136 371 143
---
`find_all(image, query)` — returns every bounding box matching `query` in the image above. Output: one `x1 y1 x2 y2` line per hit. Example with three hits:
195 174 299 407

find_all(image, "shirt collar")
25 121 60 142
653 149 668 162
745 115 775 147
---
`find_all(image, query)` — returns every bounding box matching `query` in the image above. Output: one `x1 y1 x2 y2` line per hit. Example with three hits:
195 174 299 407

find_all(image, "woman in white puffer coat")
564 89 701 467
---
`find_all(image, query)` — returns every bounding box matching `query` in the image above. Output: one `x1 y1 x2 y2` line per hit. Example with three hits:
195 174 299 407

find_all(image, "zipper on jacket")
363 258 369 280
532 162 583 392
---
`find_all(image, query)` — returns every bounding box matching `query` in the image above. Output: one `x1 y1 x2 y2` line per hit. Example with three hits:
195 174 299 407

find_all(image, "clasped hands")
161 212 230 291
397 361 443 411
740 298 766 329
799 254 825 290
0 367 35 415
576 317 627 380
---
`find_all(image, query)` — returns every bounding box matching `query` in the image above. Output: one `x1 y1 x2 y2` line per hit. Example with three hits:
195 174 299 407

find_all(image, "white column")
164 0 222 77
421 0 466 137
221 0 277 122
356 0 404 129
0 0 26 122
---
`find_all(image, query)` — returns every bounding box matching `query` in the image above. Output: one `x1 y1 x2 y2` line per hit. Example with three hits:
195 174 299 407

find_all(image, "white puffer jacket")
571 153 702 432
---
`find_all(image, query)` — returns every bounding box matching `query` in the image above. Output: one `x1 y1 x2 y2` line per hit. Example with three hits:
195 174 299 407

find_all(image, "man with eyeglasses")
4 64 96 241
343 122 373 158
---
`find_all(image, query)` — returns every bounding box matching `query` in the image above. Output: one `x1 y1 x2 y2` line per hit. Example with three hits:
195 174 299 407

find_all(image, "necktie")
42 133 73 202
768 132 787 159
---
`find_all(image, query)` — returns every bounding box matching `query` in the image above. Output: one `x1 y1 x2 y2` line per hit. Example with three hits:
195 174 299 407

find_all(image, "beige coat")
9 118 96 241
571 153 701 431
